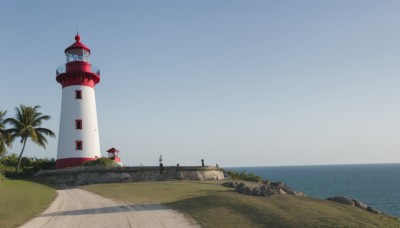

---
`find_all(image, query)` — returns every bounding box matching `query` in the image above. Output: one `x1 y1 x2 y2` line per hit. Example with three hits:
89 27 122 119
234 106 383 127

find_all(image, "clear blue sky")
1 1 400 167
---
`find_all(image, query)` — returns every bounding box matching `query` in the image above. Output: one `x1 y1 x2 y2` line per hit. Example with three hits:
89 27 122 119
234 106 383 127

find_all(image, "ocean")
227 163 400 217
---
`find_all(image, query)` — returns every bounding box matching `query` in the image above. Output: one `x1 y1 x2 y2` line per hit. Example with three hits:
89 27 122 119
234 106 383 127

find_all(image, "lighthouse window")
75 141 83 150
75 120 82 129
66 49 90 63
75 90 82 99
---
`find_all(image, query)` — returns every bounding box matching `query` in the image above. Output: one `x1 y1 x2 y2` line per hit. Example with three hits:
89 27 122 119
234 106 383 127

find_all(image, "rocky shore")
327 196 382 215
223 181 387 216
222 181 304 196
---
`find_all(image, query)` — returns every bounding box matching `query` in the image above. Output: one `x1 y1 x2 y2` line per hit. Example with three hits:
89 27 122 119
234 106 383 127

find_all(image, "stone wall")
33 166 225 186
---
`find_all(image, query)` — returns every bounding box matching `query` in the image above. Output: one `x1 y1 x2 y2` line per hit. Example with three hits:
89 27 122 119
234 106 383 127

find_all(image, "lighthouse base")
56 157 96 169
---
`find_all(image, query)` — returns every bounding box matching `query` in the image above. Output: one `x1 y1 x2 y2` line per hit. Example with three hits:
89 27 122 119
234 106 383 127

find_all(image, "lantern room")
65 34 91 63
56 33 100 85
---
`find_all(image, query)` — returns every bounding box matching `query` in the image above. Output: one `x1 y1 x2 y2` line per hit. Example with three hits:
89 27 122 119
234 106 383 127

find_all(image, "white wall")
57 85 101 159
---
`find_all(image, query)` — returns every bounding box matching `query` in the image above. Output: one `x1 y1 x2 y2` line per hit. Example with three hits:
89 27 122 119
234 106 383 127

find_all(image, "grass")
81 181 400 227
0 179 57 228
81 181 226 204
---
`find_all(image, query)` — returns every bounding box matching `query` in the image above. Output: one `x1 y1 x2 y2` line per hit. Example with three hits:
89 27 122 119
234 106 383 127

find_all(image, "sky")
1 1 400 167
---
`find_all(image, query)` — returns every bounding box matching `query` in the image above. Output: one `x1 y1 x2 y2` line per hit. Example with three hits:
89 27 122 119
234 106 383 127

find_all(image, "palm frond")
0 110 7 129
0 110 12 155
5 105 55 146
35 133 48 149
35 128 56 138
32 115 51 126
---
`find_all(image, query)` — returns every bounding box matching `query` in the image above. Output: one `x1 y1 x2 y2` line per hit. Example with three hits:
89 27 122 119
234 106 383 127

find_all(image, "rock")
223 181 235 187
235 183 247 193
367 206 381 215
202 170 224 180
295 191 305 196
251 187 262 196
353 199 368 210
327 196 355 206
243 187 252 195
259 186 268 196
236 183 247 190
278 189 287 195
262 180 270 185
231 181 302 197
282 185 297 195
327 197 381 215
270 182 283 188
265 186 278 196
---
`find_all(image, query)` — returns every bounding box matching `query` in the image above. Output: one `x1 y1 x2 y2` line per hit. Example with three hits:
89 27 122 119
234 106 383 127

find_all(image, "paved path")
20 188 199 228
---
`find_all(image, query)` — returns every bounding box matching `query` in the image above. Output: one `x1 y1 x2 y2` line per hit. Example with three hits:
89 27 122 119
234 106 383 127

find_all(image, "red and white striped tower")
55 34 101 169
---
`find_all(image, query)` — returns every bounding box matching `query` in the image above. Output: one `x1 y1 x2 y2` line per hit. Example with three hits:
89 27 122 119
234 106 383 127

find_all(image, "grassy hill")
1 179 399 227
81 181 400 227
0 179 56 227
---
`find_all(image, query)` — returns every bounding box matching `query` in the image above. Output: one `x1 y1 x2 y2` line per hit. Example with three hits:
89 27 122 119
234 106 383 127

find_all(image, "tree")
5 105 56 172
0 111 11 156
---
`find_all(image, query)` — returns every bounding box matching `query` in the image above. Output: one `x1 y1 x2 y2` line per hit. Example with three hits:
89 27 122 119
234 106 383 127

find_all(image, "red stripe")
56 72 100 88
56 157 96 169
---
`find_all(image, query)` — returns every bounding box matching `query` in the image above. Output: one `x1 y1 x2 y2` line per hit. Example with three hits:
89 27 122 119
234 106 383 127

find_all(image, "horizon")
1 1 400 167
224 162 400 168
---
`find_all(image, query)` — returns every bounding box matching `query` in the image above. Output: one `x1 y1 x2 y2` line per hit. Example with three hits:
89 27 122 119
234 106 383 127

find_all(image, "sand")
20 188 199 228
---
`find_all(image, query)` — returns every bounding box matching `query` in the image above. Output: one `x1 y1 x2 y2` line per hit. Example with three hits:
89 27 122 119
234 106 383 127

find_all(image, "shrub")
82 157 116 167
2 166 19 178
0 165 5 180
1 154 18 168
0 155 56 178
227 170 263 182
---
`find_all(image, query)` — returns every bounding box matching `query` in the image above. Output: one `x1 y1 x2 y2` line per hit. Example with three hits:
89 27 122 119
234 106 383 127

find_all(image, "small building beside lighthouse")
55 34 101 169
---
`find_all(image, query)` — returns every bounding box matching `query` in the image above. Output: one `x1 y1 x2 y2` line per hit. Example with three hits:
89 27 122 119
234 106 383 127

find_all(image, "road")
20 188 199 228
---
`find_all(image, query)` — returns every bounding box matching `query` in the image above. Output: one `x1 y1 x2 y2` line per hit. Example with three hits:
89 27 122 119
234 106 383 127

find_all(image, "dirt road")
20 188 199 228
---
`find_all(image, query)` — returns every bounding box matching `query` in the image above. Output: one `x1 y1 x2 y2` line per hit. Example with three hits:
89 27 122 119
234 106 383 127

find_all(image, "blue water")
227 164 400 217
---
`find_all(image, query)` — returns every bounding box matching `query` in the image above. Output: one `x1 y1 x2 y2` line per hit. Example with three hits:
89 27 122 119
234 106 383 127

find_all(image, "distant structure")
159 155 164 174
107 147 122 166
55 34 101 169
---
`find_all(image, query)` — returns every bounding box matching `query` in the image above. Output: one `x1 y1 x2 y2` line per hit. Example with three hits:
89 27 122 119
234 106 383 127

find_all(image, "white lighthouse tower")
55 34 101 169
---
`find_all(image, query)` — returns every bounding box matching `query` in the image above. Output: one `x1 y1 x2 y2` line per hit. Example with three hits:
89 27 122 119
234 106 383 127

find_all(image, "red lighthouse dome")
65 34 91 53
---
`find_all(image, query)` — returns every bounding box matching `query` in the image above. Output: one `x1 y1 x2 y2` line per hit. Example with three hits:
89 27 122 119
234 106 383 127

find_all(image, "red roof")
107 147 120 153
65 34 91 53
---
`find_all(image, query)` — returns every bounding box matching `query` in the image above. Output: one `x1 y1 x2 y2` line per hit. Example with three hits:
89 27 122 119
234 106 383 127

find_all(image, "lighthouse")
55 34 101 169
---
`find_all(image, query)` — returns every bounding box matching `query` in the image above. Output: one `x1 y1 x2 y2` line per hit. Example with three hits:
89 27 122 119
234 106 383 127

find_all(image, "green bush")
0 165 5 180
0 154 56 178
1 154 18 167
2 166 19 178
226 170 263 182
82 157 116 167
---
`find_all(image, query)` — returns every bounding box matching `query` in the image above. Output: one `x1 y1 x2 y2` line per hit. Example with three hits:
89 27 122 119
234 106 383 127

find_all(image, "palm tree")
5 105 56 172
0 110 11 156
